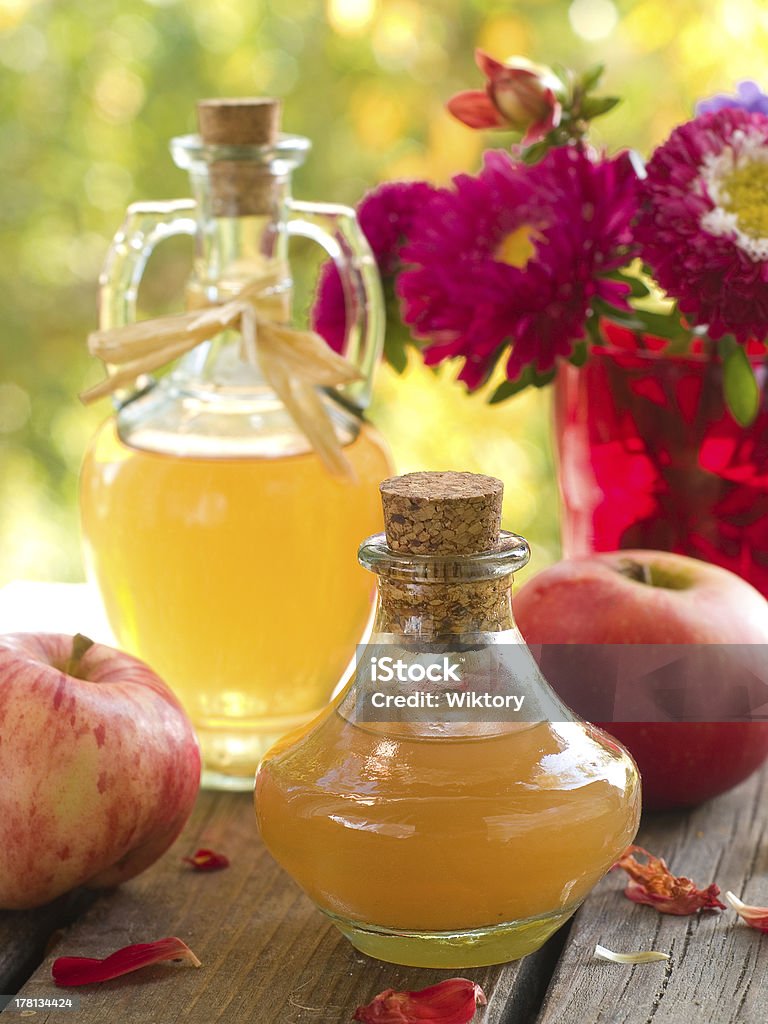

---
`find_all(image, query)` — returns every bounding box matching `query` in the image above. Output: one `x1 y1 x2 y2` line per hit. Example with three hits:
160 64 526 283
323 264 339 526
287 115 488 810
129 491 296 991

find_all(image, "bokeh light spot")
93 67 146 123
0 22 46 71
327 0 377 37
568 0 619 41
67 233 110 282
373 1 422 68
0 0 37 31
621 1 676 52
351 87 407 150
478 15 530 59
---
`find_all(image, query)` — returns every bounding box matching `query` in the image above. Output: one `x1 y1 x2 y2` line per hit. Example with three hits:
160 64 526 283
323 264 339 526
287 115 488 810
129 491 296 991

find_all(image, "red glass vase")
555 341 768 595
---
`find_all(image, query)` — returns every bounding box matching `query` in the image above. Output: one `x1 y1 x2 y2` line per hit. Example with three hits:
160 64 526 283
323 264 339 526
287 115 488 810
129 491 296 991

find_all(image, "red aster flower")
636 107 768 343
312 181 438 355
398 145 638 388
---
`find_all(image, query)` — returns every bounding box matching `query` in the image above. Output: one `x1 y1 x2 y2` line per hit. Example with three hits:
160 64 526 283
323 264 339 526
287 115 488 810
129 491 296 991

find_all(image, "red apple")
513 551 768 810
0 633 201 909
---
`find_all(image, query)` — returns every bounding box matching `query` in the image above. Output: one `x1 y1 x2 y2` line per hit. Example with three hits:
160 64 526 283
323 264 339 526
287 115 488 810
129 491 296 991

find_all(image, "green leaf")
521 138 554 165
489 378 529 404
532 368 556 388
385 339 408 374
607 270 651 299
579 95 620 120
569 340 589 367
723 344 760 426
585 313 603 347
580 63 605 92
489 365 555 404
551 62 573 95
596 303 692 345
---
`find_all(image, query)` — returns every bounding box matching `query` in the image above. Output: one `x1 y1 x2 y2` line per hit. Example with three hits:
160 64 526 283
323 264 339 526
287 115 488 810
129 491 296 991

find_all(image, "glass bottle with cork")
255 471 640 967
79 98 392 789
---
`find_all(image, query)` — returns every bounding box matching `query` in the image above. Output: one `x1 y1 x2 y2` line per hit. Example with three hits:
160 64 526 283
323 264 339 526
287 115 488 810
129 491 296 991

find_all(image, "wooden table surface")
1 767 766 1023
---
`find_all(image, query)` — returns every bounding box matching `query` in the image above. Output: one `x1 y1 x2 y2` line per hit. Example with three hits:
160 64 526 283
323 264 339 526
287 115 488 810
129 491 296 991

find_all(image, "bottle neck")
358 532 530 641
187 172 292 302
374 577 515 638
170 132 309 301
171 167 293 392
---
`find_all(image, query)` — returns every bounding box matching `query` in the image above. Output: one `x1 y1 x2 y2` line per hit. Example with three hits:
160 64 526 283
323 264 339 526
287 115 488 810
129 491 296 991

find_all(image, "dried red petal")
52 937 201 987
353 978 486 1024
725 891 768 932
614 845 726 916
182 848 230 871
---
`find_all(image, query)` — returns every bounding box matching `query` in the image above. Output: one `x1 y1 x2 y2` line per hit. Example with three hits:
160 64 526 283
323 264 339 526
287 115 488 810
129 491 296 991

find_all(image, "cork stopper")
381 471 503 556
196 97 282 217
197 98 281 146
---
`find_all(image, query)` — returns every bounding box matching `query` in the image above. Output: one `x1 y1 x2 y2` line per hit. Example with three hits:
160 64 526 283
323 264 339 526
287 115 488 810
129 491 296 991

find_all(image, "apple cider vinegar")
80 418 391 782
255 472 640 967
256 713 638 965
78 97 393 787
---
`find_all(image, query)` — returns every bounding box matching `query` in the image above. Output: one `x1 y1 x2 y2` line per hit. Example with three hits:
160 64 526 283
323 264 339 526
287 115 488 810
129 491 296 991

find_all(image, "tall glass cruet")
79 97 393 789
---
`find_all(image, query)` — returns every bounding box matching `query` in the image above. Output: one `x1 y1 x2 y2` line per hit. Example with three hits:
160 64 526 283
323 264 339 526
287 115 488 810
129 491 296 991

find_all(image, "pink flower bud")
447 50 562 144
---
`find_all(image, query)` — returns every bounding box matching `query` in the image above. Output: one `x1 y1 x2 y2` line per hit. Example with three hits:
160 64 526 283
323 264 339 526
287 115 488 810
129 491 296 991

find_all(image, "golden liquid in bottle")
255 711 640 966
80 419 392 783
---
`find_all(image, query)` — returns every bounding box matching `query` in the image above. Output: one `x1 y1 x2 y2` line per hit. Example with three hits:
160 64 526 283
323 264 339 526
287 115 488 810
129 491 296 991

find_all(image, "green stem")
65 633 95 677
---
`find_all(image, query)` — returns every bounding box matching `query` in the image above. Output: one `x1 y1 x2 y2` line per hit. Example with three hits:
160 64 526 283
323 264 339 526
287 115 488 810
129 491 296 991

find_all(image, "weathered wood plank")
9 790 561 1023
0 890 96 994
535 767 768 1024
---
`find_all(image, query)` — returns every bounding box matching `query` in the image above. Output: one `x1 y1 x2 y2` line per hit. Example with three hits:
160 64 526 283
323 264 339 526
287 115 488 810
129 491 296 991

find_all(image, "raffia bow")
80 269 362 478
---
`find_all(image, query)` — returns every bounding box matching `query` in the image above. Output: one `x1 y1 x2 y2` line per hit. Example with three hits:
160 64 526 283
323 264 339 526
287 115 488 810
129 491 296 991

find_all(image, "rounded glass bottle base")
197 713 320 791
324 905 578 968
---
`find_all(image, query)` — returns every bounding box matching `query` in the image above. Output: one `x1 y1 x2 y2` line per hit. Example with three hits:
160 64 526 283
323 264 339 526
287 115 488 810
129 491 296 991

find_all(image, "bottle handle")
286 199 384 410
99 199 198 331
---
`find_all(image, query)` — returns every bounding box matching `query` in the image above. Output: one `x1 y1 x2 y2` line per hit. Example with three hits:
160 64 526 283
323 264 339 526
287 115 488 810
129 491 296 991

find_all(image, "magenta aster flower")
312 181 438 354
398 146 638 387
636 108 768 342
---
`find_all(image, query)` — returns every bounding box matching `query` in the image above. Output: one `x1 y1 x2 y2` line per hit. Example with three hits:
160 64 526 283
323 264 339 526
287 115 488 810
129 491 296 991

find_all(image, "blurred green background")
1 0 766 586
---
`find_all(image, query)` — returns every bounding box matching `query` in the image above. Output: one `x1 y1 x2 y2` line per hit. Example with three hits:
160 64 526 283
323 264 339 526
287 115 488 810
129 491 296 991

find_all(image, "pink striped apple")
514 551 768 809
0 633 200 908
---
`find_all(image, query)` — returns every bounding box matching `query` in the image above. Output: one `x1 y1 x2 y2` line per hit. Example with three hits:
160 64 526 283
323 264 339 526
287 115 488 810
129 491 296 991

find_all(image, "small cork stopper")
197 98 281 146
196 97 282 217
381 471 503 556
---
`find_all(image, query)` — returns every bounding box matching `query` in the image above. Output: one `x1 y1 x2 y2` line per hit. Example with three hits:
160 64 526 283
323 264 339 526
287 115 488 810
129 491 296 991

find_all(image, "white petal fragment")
594 943 670 964
724 891 748 913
